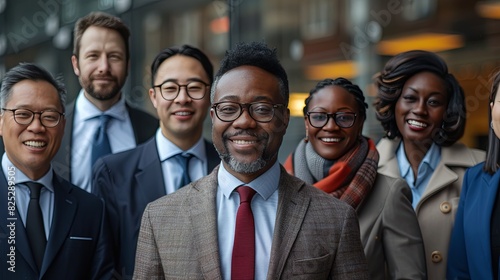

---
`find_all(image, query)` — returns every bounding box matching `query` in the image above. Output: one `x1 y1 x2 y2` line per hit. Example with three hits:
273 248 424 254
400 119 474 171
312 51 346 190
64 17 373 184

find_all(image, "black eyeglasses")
2 108 65 128
306 112 357 128
212 101 285 123
153 80 210 101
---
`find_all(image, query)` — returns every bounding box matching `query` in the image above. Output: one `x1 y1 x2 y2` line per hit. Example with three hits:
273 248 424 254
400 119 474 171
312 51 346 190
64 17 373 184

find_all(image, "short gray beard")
220 153 267 174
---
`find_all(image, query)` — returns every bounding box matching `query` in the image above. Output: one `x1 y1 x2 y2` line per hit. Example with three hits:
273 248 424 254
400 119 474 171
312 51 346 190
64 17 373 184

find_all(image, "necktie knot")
26 182 43 199
237 186 256 204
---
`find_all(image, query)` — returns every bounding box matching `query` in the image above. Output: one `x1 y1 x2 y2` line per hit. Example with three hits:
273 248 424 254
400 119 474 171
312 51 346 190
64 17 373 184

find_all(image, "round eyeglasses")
306 112 357 128
153 80 210 101
212 101 285 123
2 108 65 128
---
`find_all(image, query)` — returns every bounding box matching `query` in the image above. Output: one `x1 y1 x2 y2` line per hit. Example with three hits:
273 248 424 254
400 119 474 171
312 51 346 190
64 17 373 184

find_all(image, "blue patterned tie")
176 153 193 189
91 114 112 167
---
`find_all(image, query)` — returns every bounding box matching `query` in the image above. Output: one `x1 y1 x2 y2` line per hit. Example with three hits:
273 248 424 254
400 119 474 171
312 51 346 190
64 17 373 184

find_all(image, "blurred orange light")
305 60 357 81
476 2 500 19
210 17 229 34
377 33 464 55
289 93 309 117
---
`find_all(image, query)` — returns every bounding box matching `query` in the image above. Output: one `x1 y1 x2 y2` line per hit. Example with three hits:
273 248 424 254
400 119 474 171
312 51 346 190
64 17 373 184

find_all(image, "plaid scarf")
284 137 379 209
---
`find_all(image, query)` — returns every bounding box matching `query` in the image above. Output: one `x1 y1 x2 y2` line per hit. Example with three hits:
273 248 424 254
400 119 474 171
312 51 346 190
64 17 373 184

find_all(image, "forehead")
7 79 61 109
309 85 358 111
154 55 208 83
79 26 126 54
404 71 447 93
214 65 282 103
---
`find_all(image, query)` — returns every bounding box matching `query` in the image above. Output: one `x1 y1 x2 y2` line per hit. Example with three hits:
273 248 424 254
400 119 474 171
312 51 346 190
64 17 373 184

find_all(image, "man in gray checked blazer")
133 42 370 280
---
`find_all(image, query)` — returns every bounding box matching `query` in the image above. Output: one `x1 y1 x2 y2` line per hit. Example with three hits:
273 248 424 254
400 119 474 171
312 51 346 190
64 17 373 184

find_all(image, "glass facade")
1 0 498 162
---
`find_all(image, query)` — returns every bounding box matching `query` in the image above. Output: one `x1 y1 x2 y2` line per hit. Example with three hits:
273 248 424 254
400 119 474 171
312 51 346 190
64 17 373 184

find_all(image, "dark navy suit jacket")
0 172 113 280
91 137 219 278
448 162 500 279
51 101 158 182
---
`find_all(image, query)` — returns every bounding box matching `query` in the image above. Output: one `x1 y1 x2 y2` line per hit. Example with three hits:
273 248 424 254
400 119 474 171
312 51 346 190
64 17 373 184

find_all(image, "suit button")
440 202 451 213
431 251 442 263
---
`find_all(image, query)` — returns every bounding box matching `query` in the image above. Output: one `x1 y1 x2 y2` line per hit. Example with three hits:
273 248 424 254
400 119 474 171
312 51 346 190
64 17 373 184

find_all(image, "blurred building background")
0 0 498 162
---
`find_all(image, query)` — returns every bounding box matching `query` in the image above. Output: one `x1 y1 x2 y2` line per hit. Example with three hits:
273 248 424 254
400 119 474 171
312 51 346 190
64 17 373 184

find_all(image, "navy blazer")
51 101 158 182
91 137 219 278
448 162 500 279
0 172 113 280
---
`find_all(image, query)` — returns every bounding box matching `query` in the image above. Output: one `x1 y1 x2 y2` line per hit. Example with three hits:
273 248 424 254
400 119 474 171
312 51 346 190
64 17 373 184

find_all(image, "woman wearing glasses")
284 77 426 279
373 50 485 280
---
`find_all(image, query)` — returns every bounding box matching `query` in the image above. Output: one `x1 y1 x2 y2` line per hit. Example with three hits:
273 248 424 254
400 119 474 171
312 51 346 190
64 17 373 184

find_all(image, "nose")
322 115 340 131
97 55 110 73
412 100 428 116
26 114 46 133
174 86 192 104
232 107 257 129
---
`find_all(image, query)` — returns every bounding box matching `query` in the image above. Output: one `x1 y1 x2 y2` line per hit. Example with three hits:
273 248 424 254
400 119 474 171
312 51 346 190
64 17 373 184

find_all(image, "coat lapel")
52 102 74 181
0 175 38 273
40 174 77 276
135 139 166 203
189 168 222 279
267 169 310 278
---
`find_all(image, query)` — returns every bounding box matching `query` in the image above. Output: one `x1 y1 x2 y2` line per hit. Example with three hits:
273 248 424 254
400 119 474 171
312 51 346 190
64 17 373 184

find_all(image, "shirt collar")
2 153 54 193
74 89 128 122
396 141 441 178
156 128 206 161
218 160 280 201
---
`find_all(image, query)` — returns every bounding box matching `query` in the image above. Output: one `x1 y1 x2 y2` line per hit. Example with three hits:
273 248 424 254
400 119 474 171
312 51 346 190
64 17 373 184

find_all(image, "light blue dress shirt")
397 142 441 209
155 129 207 194
2 153 54 239
71 90 136 192
217 161 280 280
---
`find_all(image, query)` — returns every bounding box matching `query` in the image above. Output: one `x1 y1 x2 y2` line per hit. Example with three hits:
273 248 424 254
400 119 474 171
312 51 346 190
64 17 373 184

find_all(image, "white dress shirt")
156 129 207 194
71 90 136 192
2 153 54 239
217 161 280 280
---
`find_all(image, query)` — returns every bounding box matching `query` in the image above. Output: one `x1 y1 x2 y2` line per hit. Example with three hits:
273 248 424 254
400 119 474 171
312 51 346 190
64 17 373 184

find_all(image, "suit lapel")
52 102 75 181
204 140 220 173
135 139 166 203
267 169 310 278
41 174 77 276
0 175 38 273
189 168 222 279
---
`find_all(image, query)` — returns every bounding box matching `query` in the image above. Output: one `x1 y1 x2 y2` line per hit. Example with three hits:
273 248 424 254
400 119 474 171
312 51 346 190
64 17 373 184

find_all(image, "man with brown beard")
52 11 157 192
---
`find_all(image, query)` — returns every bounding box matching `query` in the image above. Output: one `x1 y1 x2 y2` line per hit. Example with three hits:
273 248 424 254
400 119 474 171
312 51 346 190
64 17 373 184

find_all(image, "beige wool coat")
376 138 485 280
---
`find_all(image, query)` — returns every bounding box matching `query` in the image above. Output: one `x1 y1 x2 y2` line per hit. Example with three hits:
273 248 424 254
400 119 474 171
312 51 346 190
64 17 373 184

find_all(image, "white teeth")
24 141 46 148
175 112 192 116
321 138 341 143
233 140 256 144
407 120 427 128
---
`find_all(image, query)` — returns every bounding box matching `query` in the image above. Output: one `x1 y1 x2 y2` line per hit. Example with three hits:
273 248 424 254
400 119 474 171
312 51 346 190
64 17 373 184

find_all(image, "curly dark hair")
303 77 368 120
484 70 500 174
210 41 289 105
373 50 466 146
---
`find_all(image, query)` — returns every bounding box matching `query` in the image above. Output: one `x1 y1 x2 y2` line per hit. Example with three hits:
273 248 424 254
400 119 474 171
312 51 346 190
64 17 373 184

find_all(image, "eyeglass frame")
211 101 285 123
1 108 65 128
152 80 210 101
306 111 357 128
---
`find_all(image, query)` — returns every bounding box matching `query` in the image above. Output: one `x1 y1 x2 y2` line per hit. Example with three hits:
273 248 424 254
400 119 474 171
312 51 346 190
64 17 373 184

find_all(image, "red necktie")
231 186 256 280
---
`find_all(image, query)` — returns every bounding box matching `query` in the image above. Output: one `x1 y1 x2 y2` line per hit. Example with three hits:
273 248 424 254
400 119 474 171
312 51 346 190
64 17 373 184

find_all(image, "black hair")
150 45 214 87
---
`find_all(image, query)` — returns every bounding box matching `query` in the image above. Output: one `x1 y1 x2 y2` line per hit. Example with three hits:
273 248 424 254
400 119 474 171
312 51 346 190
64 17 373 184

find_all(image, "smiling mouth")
320 137 341 143
407 120 428 128
232 139 257 145
174 111 193 116
24 140 47 148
